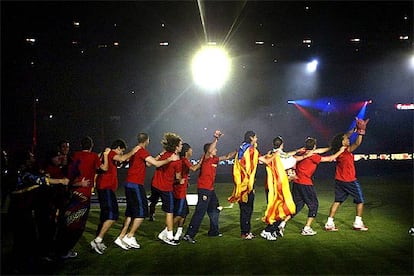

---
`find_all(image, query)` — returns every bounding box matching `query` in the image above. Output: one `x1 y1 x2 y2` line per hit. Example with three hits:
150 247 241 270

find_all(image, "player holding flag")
229 131 260 240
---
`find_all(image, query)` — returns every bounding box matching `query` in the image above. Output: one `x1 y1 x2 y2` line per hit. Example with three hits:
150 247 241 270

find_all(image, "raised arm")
349 118 369 152
207 130 223 154
349 135 363 152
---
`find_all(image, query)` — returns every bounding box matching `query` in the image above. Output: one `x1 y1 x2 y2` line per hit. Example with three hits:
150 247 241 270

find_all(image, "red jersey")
126 148 151 185
69 151 101 197
96 150 118 191
295 154 322 185
173 158 191 199
45 164 65 178
197 156 219 190
151 152 182 192
335 148 356 182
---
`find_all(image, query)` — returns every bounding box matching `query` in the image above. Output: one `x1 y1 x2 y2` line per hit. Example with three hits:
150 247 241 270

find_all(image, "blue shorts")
334 180 365 204
292 183 318 218
149 186 161 206
97 189 119 221
124 183 148 218
153 187 174 214
174 198 189 217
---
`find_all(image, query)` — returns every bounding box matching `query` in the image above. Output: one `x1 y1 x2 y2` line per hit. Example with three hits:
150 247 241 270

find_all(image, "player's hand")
78 177 90 187
356 117 370 135
214 130 223 139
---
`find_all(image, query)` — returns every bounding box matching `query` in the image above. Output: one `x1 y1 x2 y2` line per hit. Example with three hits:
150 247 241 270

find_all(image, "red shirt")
152 152 182 192
126 148 151 185
96 150 118 191
295 154 322 185
69 151 101 197
174 158 191 199
335 148 356 182
45 164 65 178
197 156 219 190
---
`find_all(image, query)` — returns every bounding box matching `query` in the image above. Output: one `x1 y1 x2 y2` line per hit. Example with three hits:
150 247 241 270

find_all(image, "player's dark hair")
244 130 256 143
203 143 211 154
305 137 317 150
162 132 182 152
80 136 93 150
331 133 345 153
273 136 283 149
58 139 69 149
137 133 149 144
180 143 191 158
111 139 127 150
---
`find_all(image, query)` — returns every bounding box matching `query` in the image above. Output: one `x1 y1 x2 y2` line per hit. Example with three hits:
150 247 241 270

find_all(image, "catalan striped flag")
228 142 259 203
262 153 296 224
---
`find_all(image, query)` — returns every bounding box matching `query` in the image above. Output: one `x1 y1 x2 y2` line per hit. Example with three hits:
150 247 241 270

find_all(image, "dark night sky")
1 1 413 161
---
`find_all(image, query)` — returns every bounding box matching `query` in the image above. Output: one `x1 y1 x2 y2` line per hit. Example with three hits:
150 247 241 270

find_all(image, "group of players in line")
91 116 370 253
8 116 370 264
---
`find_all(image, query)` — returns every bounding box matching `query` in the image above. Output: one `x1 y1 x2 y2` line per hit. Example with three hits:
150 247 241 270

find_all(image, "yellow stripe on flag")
262 153 295 224
228 146 259 203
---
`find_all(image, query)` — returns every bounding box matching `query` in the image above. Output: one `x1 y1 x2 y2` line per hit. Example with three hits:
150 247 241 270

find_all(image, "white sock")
174 227 183 240
279 221 286 228
159 227 167 236
95 237 103 243
167 230 174 240
304 225 311 230
327 217 334 224
355 216 362 224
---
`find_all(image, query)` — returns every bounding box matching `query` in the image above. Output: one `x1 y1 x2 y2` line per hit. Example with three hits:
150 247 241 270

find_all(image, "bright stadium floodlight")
191 46 231 92
306 59 318 73
410 54 414 69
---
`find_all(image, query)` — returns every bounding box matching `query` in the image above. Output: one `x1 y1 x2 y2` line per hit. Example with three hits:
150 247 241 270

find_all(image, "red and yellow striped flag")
228 144 259 203
262 153 296 224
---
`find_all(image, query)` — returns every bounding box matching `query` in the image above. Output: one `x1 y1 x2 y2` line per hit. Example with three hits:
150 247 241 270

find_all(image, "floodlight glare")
410 55 414 69
191 46 231 92
306 60 318 73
